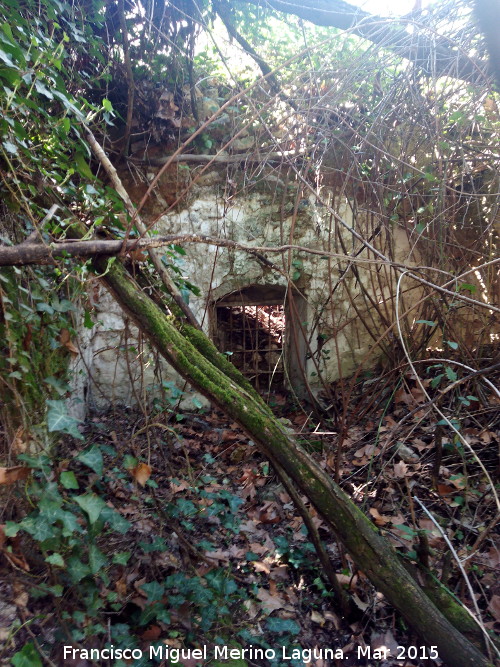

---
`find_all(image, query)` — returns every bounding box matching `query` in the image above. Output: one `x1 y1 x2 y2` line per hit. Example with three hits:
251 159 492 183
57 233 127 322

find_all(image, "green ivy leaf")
44 376 71 395
36 302 54 314
445 366 457 381
74 493 106 524
19 515 55 541
437 418 461 430
57 509 81 536
112 552 131 565
431 374 444 388
89 544 108 574
11 643 42 667
141 581 165 602
76 445 103 476
46 553 65 567
75 151 94 180
60 471 79 489
100 506 131 534
0 66 20 85
34 79 54 100
83 309 95 328
4 521 19 537
446 340 459 350
265 617 300 634
2 139 18 154
46 400 84 439
57 299 76 312
0 48 16 68
123 454 137 470
458 283 476 293
67 554 91 583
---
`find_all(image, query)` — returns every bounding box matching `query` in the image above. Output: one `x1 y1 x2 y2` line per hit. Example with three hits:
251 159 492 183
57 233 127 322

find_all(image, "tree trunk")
91 252 492 667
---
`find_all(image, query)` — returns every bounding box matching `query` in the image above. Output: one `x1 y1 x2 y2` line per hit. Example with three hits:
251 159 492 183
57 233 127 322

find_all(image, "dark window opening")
215 303 286 391
213 285 308 397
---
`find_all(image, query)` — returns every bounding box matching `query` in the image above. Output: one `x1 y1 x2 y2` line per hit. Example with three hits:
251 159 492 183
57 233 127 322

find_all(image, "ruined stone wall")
70 167 421 415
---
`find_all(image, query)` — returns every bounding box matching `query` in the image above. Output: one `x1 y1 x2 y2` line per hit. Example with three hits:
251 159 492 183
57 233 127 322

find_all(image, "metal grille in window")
216 304 285 391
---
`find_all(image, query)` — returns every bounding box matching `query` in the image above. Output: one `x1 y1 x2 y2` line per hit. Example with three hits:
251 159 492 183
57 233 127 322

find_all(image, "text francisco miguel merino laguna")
63 643 428 662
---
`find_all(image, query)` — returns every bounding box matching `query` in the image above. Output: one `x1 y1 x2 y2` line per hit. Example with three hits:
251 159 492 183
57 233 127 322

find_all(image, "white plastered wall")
70 176 421 415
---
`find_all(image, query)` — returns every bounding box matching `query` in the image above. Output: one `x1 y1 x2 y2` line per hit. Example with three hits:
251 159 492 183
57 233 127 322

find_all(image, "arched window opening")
216 304 285 390
212 285 307 395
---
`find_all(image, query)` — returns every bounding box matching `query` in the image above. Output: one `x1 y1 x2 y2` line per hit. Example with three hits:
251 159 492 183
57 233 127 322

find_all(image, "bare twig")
413 495 498 660
395 272 499 511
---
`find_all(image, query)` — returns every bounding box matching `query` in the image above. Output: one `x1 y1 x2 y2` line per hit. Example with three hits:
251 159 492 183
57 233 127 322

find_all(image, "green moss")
181 324 258 397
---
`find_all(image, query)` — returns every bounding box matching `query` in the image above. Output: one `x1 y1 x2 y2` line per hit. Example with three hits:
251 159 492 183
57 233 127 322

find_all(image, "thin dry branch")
129 151 296 166
3 232 499 316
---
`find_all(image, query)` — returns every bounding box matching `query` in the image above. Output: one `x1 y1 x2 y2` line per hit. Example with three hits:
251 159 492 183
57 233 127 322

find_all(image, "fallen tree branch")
3 232 499 314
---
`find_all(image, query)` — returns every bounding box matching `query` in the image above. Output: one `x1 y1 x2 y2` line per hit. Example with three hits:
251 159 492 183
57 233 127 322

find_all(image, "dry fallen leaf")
0 466 31 485
369 507 390 526
354 444 380 458
394 388 415 406
0 527 30 571
488 595 500 621
141 624 162 641
128 248 148 263
243 598 260 619
11 427 28 454
437 483 456 496
393 461 408 478
311 610 325 626
335 573 357 588
255 587 293 613
131 463 152 486
170 479 190 494
323 610 340 629
269 564 289 581
478 429 497 443
170 600 192 630
370 629 399 656
252 560 271 575
12 584 28 608
351 593 369 612
485 547 500 569
59 328 79 356
115 576 127 597
205 549 230 564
